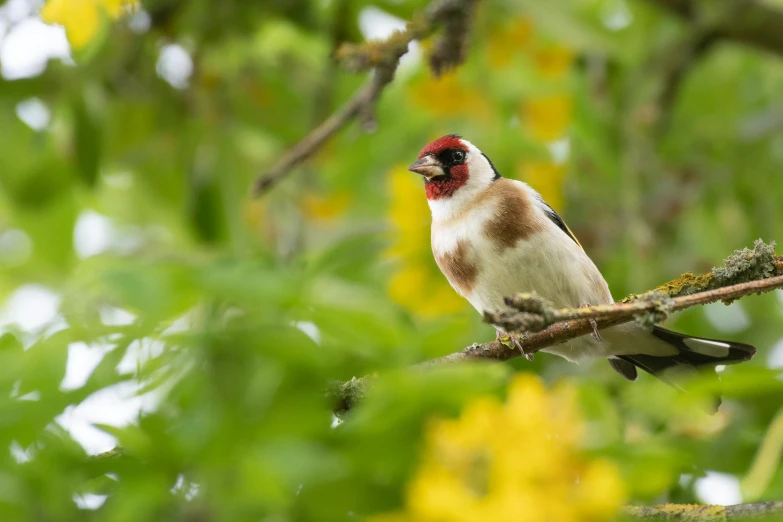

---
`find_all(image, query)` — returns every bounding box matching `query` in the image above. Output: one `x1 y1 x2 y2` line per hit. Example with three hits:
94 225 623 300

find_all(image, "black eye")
452 150 465 163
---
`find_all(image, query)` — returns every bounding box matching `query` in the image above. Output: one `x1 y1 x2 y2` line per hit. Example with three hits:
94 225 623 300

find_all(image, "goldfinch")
408 134 755 383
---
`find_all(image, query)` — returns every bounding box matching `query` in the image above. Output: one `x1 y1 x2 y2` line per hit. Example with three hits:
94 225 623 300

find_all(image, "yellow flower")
576 459 628 519
386 167 430 255
41 0 99 49
408 72 492 121
101 0 136 17
388 266 466 318
532 44 574 79
385 166 466 317
41 0 138 49
485 18 534 68
521 94 572 142
301 190 352 221
381 374 626 522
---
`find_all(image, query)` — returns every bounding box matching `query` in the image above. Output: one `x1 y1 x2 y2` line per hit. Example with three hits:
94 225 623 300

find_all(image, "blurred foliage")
374 374 626 522
0 0 782 520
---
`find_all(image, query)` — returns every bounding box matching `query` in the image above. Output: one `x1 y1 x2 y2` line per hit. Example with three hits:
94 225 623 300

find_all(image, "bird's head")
408 135 500 200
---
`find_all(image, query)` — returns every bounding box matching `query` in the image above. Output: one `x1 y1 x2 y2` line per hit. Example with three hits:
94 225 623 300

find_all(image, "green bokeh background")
1 0 782 520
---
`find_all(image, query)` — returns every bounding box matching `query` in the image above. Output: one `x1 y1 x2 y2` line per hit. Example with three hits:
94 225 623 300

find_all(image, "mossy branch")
336 0 477 75
253 0 478 195
626 501 783 520
333 241 783 412
485 291 675 334
488 240 782 335
329 376 372 416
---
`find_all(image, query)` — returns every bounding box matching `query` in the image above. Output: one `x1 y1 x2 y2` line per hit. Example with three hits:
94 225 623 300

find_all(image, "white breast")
431 180 618 362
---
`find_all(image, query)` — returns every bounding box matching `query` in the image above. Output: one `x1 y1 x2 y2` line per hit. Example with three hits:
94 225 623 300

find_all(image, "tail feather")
650 326 756 366
618 326 756 385
608 357 638 381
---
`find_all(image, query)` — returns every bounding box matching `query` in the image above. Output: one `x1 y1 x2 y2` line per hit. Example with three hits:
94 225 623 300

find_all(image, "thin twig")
651 28 718 135
648 0 754 134
252 75 389 195
646 0 783 58
253 0 478 195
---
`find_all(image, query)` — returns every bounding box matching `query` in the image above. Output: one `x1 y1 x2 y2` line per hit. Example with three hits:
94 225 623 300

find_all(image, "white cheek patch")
463 141 497 185
682 338 731 358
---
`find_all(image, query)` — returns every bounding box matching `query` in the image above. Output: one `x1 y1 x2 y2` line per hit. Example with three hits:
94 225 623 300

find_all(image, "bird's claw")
589 318 602 342
514 336 535 361
580 303 603 342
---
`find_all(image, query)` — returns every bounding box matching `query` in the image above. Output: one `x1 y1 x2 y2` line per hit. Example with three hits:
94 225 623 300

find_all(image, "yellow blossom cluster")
520 35 573 213
380 374 626 522
517 160 566 214
41 0 138 50
385 166 466 317
487 18 575 212
300 190 352 221
486 18 533 68
408 71 494 123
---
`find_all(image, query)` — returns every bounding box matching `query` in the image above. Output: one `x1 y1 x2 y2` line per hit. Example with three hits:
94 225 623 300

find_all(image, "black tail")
616 326 756 387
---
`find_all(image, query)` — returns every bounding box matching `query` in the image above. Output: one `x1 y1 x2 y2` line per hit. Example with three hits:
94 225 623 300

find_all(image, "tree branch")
333 240 783 413
252 0 478 195
488 274 783 336
427 272 783 366
626 501 783 520
645 0 783 57
252 74 391 194
428 0 478 75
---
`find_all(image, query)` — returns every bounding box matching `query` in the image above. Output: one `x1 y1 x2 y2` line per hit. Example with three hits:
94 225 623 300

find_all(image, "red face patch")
418 135 467 159
417 135 471 200
425 164 469 200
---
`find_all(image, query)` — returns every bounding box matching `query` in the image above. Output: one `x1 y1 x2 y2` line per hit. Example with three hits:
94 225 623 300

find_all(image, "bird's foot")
514 335 535 362
580 303 602 342
496 330 534 361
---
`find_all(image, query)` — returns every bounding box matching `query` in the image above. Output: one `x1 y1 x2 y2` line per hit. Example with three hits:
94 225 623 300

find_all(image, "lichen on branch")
640 239 781 303
484 290 676 334
335 0 478 75
625 501 783 520
328 376 369 416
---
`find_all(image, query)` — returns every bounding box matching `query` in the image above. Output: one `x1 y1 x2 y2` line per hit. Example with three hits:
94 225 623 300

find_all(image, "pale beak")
408 155 445 179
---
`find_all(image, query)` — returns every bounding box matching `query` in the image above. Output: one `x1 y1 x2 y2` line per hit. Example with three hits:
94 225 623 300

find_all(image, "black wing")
534 194 582 249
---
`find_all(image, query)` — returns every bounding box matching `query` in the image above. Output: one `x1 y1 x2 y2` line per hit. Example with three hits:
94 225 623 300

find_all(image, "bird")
408 134 755 385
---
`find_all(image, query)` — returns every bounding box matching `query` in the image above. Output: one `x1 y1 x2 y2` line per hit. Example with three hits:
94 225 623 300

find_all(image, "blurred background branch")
646 0 783 57
252 0 479 195
252 73 396 194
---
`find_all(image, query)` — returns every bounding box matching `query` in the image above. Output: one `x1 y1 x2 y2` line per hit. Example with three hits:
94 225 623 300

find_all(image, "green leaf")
72 90 103 187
